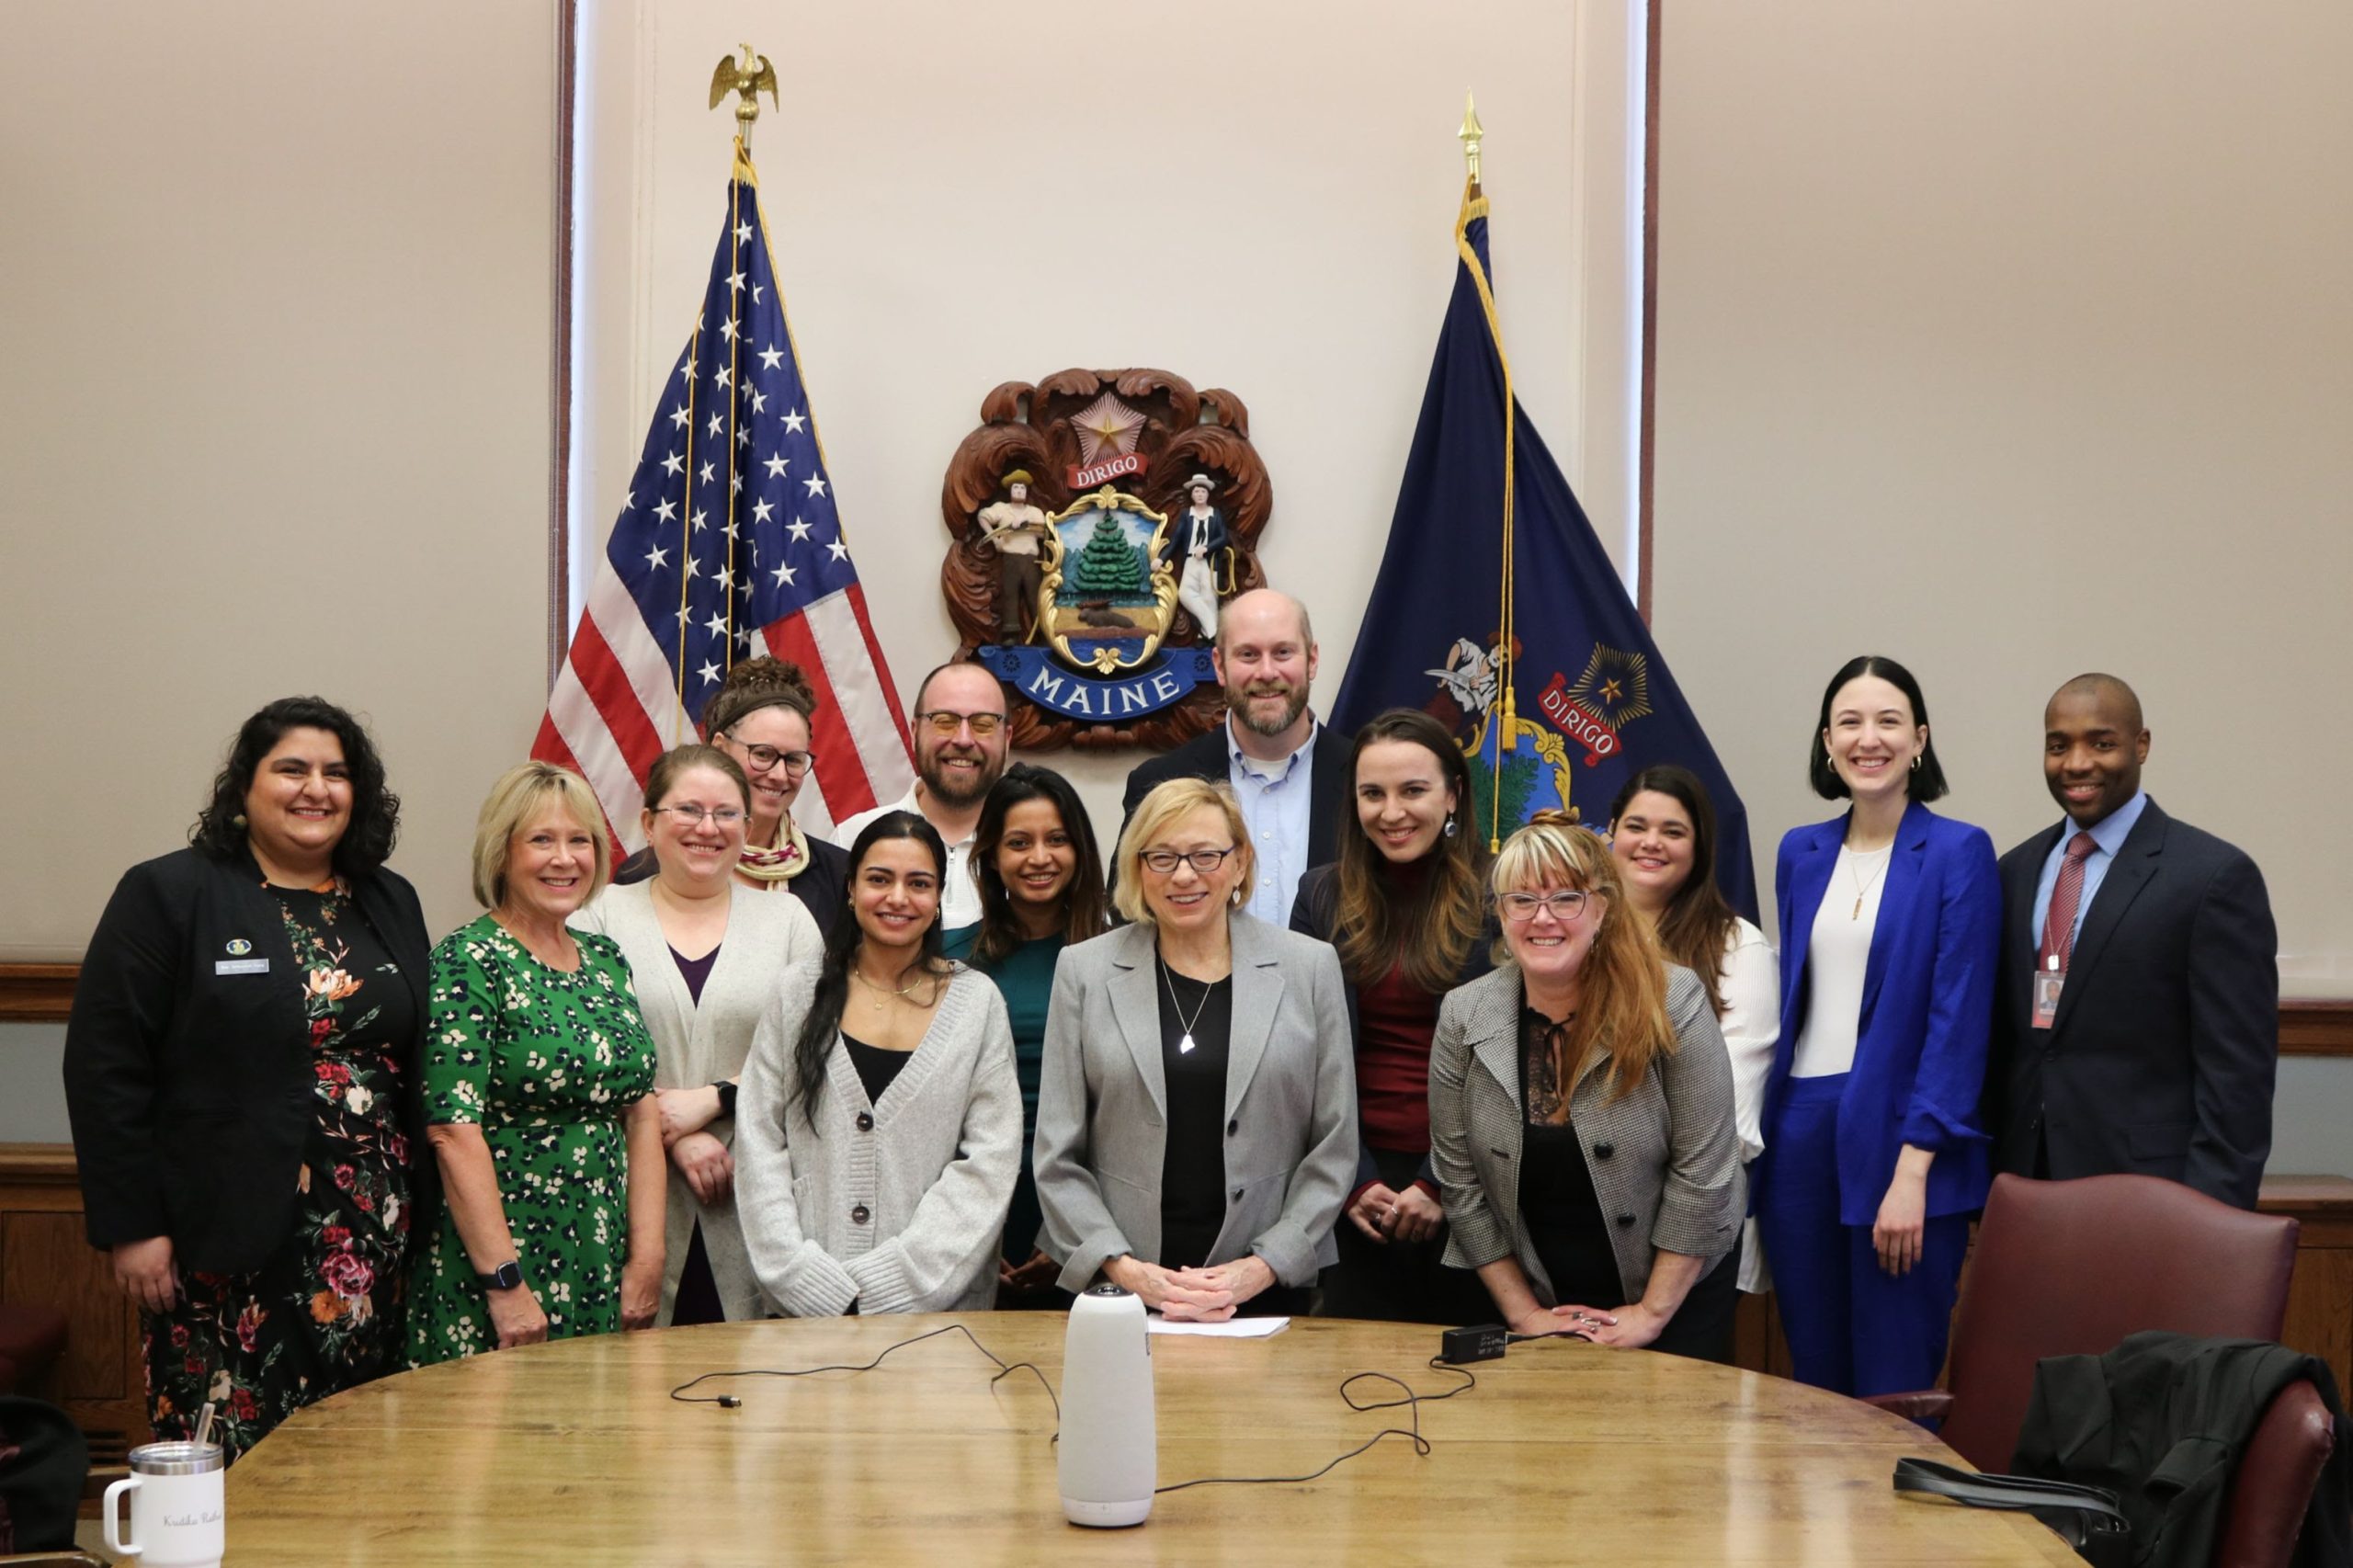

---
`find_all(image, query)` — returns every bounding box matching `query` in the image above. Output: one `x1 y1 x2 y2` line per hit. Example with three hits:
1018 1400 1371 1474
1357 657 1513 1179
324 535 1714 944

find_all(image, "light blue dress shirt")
2029 789 2149 960
1225 720 1316 927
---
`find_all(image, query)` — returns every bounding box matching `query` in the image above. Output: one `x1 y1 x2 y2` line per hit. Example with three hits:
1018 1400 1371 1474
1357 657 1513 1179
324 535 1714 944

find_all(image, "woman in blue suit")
1756 655 1998 1398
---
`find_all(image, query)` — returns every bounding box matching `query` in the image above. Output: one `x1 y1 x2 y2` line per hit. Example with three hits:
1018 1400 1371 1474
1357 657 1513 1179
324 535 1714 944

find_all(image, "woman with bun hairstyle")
574 743 824 1324
1756 654 1998 1397
615 656 850 936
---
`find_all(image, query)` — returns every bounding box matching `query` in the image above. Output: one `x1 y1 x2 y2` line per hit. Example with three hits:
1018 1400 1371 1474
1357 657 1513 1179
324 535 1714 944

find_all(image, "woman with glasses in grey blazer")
1033 778 1358 1321
1428 812 1744 1360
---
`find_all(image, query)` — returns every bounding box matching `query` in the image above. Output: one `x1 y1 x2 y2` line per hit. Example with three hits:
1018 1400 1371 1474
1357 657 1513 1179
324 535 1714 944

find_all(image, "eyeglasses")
1139 846 1238 877
918 709 1006 738
1497 889 1592 924
729 736 812 775
651 805 745 828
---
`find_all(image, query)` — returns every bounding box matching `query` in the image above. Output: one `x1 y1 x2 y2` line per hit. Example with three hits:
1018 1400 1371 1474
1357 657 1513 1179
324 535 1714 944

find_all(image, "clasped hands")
1343 1180 1444 1245
658 1085 733 1204
1105 1253 1277 1323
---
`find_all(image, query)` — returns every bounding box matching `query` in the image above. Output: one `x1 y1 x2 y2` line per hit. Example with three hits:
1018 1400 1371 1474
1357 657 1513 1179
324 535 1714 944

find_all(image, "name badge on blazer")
215 959 270 976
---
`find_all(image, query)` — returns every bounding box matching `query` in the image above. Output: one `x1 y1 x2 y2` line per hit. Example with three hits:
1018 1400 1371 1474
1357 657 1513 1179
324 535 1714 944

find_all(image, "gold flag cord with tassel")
1459 95 1520 852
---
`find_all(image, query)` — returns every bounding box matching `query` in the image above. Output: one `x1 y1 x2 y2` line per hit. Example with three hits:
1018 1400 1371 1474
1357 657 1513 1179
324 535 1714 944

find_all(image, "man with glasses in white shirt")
833 662 1011 933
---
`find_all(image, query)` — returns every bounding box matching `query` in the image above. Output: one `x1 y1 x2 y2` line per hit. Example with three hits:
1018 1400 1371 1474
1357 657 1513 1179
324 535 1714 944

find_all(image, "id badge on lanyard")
2031 955 2064 1029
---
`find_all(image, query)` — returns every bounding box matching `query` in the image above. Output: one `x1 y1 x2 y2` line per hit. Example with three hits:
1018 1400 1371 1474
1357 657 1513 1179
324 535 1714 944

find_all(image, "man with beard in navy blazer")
1117 589 1351 925
1987 674 2278 1209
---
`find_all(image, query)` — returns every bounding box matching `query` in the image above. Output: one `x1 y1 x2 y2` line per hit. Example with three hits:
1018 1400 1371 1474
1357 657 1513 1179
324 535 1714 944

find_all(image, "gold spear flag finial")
710 43 779 143
1459 90 1477 194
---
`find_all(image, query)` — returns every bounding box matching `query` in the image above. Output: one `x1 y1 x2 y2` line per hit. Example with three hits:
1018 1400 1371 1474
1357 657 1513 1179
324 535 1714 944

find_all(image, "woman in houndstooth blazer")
1428 812 1745 1361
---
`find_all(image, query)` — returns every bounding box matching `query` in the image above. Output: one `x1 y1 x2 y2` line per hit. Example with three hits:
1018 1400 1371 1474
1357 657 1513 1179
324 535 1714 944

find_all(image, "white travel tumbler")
1058 1282 1155 1527
103 1438 225 1567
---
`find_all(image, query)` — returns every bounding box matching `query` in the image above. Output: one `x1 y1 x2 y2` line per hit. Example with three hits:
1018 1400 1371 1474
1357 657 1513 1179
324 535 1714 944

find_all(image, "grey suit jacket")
1429 962 1742 1308
1032 913 1358 1293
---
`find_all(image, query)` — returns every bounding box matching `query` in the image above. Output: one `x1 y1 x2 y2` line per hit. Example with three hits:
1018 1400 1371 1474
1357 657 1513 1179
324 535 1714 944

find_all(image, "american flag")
535 150 913 846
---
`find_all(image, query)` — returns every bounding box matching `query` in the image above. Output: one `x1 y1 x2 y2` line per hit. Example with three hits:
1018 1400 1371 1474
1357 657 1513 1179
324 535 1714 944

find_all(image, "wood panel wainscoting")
0 1144 146 1468
1733 1173 2353 1397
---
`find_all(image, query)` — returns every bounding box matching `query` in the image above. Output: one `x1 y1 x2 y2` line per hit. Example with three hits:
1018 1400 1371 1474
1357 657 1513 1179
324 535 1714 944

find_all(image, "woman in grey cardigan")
734 812 1021 1315
573 744 824 1325
1428 812 1743 1360
1034 778 1357 1320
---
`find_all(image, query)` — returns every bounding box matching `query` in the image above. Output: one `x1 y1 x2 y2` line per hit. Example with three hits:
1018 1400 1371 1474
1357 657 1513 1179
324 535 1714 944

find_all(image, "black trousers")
1318 1147 1493 1325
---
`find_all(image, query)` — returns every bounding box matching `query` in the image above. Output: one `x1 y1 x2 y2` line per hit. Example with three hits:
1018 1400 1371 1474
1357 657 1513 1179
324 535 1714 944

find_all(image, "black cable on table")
1153 1358 1476 1493
667 1321 1058 1421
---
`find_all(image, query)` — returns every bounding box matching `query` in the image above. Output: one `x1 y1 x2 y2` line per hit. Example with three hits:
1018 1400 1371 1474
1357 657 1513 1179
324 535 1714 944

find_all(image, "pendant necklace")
1159 957 1214 1054
1847 844 1892 920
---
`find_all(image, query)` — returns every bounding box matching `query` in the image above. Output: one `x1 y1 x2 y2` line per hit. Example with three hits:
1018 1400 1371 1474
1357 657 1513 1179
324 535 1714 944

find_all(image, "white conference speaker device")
1058 1281 1155 1527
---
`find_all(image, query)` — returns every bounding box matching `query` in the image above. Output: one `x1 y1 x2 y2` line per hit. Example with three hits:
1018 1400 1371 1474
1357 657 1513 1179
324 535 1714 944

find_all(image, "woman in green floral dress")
408 763 665 1365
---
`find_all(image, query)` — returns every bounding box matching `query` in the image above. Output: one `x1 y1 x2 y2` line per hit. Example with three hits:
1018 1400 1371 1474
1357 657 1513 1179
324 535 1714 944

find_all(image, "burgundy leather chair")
1867 1173 2325 1567
2216 1380 2337 1568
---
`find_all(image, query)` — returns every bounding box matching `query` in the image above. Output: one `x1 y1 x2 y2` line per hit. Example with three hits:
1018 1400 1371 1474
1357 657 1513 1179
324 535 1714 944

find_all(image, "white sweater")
734 964 1020 1316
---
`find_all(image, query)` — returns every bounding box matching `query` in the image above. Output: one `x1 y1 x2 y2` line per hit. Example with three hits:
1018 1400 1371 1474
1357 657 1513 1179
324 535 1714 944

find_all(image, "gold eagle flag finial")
1459 92 1485 196
710 44 779 142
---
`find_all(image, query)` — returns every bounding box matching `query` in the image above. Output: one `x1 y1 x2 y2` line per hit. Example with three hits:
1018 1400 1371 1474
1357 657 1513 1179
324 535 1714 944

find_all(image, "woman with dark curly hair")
63 697 434 1460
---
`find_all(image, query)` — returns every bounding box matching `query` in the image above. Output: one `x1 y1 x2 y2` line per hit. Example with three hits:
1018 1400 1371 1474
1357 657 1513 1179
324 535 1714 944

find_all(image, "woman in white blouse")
1608 767 1779 1304
574 744 823 1324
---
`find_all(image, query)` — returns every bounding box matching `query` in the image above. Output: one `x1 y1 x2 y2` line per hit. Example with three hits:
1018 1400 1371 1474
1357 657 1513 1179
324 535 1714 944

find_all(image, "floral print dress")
143 886 415 1462
406 916 656 1365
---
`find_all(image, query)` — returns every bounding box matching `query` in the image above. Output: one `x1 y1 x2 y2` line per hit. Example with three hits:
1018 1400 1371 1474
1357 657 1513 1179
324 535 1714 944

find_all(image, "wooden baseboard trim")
2279 999 2353 1058
0 964 77 1023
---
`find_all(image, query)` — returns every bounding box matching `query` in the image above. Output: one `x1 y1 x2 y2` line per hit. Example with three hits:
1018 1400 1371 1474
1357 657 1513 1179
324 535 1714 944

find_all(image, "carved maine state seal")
939 368 1273 752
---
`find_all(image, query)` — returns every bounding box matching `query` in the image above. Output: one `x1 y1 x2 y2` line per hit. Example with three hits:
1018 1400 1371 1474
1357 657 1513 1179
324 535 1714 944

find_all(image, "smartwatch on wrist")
712 1079 738 1119
477 1259 524 1292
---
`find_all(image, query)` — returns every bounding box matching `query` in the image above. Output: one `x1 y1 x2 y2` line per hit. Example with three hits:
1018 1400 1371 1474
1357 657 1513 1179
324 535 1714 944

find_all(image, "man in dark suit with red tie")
1987 675 2278 1209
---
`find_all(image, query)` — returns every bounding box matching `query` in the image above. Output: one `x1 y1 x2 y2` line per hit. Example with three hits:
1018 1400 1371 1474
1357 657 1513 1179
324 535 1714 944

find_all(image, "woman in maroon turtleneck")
1290 709 1495 1324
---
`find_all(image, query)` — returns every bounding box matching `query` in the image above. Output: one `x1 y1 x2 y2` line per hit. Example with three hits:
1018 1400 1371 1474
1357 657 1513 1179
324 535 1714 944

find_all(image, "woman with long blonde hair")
1427 812 1743 1360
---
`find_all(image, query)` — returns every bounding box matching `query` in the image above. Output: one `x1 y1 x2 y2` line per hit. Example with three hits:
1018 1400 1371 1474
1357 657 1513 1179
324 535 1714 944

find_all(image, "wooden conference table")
224 1314 2077 1565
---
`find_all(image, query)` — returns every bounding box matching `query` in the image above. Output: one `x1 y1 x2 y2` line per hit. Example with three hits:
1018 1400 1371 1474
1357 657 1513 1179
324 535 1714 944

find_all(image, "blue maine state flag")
1332 183 1756 917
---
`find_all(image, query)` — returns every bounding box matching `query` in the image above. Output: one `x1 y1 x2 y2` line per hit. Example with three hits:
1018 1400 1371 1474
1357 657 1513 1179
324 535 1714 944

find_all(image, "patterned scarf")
737 814 811 884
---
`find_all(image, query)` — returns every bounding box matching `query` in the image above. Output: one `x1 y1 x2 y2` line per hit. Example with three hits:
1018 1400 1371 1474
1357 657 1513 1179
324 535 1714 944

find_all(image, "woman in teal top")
943 764 1109 1304
409 763 665 1365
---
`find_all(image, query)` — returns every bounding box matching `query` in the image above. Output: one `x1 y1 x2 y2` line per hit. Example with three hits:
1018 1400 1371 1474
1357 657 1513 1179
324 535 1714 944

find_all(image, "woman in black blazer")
1290 709 1495 1324
63 697 433 1460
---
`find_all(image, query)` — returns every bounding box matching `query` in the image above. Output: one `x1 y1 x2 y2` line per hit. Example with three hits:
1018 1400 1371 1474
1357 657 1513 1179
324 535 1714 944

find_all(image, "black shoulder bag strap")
1893 1456 2130 1566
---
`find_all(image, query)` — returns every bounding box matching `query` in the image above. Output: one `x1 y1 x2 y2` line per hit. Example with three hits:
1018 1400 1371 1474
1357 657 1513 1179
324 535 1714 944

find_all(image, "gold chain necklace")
852 966 928 1009
1846 844 1893 920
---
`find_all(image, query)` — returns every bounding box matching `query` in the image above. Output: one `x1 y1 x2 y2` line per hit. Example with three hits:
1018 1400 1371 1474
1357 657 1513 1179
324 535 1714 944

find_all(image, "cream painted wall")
570 0 1643 841
1654 1 2353 995
0 0 561 955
